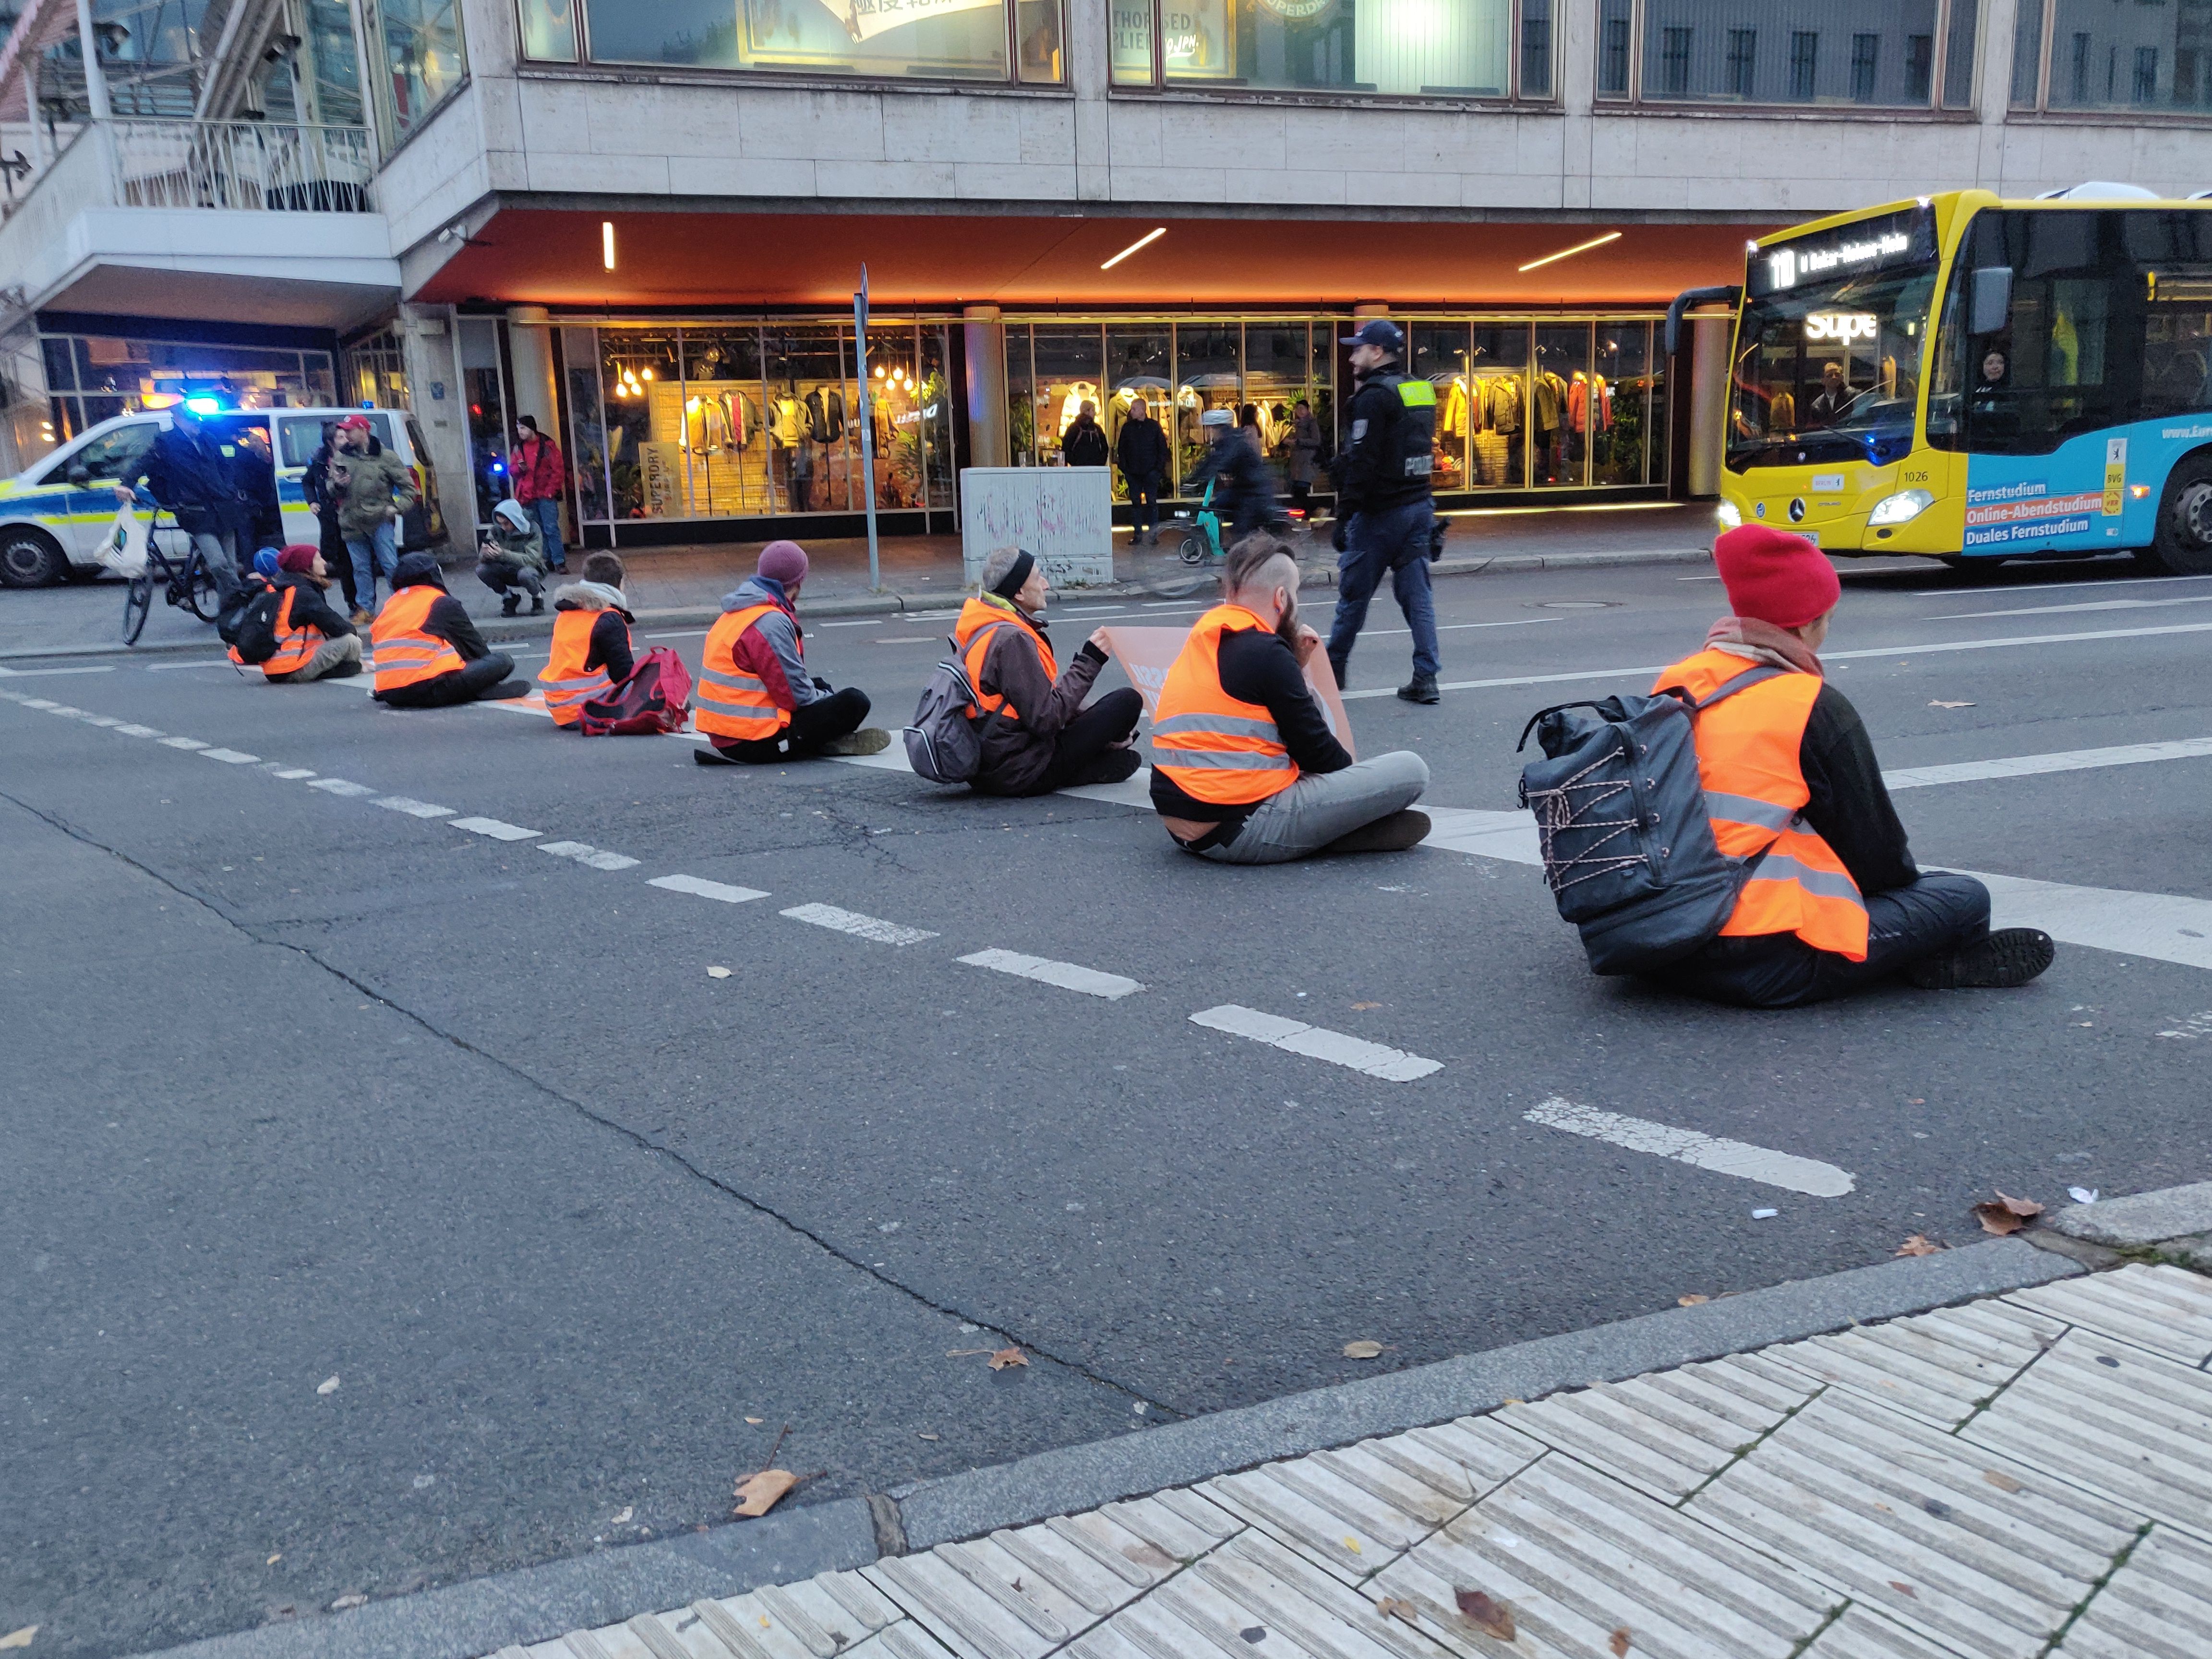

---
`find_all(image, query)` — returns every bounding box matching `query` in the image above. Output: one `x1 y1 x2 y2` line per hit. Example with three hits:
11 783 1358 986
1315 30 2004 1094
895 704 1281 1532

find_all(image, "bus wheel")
2146 458 2212 575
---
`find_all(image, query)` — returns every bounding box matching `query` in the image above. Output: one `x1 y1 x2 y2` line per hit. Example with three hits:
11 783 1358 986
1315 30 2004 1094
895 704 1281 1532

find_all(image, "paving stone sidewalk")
495 1261 2212 1659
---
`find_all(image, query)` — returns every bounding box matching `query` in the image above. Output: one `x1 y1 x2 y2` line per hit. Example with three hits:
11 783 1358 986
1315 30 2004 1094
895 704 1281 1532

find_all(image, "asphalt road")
5 549 2211 1658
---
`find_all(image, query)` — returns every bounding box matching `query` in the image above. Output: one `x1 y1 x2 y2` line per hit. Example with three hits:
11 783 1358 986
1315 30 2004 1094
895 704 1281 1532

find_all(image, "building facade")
3 0 2210 549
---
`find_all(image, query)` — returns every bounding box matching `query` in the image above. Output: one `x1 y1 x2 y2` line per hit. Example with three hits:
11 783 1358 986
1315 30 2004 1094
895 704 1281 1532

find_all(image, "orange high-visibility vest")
1151 603 1300 806
1656 648 1871 961
537 610 616 727
954 598 1057 721
371 585 463 694
259 586 326 679
696 602 791 741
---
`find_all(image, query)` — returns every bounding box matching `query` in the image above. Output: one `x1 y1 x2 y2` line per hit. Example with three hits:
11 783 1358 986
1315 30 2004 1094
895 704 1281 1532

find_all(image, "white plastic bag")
100 506 149 577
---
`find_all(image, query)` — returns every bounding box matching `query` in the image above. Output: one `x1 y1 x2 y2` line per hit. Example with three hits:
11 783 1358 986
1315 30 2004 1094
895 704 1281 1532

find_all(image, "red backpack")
577 647 693 735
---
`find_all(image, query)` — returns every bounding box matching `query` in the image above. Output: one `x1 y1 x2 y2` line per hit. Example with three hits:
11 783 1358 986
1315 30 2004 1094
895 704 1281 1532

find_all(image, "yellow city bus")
1671 185 2212 575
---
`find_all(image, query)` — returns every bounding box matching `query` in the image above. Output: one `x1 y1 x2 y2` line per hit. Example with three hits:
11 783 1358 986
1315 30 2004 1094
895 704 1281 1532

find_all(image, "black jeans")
1036 688 1144 792
319 513 354 609
712 686 871 762
377 652 517 709
1663 872 1992 1009
475 557 544 600
1129 474 1162 535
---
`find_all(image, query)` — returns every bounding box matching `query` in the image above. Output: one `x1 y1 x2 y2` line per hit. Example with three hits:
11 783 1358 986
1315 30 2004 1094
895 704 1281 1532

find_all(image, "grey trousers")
270 634 363 683
1194 750 1430 864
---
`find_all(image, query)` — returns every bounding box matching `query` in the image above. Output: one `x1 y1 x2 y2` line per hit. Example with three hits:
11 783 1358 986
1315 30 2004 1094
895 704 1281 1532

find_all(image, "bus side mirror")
1969 267 2014 336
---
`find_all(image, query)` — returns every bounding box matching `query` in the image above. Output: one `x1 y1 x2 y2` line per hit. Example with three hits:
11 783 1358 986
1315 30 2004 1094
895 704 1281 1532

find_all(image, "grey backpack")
902 622 1017 785
1516 665 1783 974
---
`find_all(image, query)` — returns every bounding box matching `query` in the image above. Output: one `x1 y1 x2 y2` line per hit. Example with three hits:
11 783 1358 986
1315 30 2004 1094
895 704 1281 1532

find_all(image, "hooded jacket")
717 575 822 710
481 506 546 570
333 436 419 538
954 594 1109 796
387 555 490 661
552 580 635 683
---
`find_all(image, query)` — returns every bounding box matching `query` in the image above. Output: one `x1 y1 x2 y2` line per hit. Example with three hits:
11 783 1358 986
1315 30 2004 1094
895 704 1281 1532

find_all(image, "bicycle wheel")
122 573 153 644
183 558 223 621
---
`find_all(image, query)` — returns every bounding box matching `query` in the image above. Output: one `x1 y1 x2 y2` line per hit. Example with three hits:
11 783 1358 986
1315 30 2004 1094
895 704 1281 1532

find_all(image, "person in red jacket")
511 415 567 572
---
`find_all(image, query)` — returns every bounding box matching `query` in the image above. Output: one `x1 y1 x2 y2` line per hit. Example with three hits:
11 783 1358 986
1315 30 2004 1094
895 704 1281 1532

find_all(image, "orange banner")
1099 625 1355 760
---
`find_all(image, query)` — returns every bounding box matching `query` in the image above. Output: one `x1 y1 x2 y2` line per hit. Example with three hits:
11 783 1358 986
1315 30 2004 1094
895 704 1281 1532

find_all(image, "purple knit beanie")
757 540 809 586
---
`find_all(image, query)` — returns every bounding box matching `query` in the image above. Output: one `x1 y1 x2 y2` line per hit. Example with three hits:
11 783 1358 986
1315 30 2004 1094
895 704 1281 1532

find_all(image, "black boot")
1397 672 1440 705
693 745 740 766
501 593 521 616
1905 928 2056 989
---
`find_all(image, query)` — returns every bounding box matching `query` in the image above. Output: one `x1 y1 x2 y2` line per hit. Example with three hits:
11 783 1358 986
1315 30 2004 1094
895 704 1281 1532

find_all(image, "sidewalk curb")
1 547 1714 665
128 1234 2080 1659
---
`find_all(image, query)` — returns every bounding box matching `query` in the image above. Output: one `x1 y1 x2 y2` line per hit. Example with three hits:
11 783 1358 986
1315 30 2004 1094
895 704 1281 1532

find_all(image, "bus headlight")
1867 488 1935 526
1716 499 1743 529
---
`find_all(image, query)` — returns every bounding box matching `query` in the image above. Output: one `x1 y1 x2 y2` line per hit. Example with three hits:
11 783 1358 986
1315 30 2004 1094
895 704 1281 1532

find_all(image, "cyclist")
113 404 251 603
1185 408 1280 543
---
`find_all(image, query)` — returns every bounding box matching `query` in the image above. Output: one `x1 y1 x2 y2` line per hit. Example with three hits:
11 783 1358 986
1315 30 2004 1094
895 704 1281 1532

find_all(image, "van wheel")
2143 456 2212 575
0 527 67 587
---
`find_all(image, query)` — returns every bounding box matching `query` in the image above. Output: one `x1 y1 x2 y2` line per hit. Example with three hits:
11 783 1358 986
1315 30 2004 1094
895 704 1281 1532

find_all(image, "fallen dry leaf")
707 966 732 979
917 1431 939 1441
1343 1536 1362 1555
1972 1190 2045 1236
1928 700 1975 709
0 1627 37 1651
315 1376 339 1395
744 1416 764 1424
1343 1339 1385 1359
1895 1234 1944 1257
1983 1469 2024 1494
1376 1598 1419 1624
1611 1628 1634 1658
1889 1581 1918 1599
1455 1588 1516 1641
1352 1001 1382 1010
733 1469 799 1518
988 1346 1029 1370
1677 1294 1710 1306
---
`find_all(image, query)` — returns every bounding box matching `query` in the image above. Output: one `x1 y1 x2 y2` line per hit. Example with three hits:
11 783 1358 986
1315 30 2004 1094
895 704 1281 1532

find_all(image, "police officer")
1325 319 1443 704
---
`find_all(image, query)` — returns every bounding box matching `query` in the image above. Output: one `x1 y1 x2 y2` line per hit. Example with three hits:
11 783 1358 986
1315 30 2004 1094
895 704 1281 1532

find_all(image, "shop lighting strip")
1518 231 1623 273
1101 227 1167 270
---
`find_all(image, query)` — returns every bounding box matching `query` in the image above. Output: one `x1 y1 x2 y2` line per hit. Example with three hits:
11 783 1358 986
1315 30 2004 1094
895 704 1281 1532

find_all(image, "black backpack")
222 579 285 664
902 621 1018 785
1516 665 1783 975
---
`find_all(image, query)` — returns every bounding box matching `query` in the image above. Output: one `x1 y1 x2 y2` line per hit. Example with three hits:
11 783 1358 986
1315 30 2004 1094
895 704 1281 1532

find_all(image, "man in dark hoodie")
370 553 524 708
693 540 889 763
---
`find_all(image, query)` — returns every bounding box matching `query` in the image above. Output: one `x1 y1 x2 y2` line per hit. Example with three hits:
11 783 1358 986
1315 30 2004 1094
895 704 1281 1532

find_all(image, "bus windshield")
1729 262 1939 470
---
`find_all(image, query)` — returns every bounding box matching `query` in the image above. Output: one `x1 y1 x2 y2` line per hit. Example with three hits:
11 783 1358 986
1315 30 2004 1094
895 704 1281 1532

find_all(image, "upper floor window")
365 0 467 144
1110 0 1551 99
2012 0 2212 114
1599 0 1979 109
528 0 1063 83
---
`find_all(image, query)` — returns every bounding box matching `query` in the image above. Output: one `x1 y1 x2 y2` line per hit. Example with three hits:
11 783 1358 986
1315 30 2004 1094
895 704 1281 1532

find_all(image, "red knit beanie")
276 543 319 573
1714 525 1839 630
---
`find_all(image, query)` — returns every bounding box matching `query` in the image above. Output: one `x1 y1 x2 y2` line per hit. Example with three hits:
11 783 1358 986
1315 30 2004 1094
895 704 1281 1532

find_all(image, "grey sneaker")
1322 809 1431 855
820 727 892 757
1905 927 2056 990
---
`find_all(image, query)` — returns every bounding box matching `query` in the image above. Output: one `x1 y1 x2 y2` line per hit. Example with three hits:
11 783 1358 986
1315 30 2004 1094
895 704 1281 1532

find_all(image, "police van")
0 405 447 587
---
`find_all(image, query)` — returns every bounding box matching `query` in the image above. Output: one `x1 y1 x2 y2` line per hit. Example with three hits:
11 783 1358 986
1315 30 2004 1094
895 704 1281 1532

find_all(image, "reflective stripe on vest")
1152 604 1300 806
696 602 793 740
371 586 464 693
1654 647 1870 962
261 586 323 677
537 609 615 726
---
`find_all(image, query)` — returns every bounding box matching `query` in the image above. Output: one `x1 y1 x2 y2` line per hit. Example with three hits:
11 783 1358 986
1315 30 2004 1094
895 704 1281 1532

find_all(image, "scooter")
1173 481 1224 567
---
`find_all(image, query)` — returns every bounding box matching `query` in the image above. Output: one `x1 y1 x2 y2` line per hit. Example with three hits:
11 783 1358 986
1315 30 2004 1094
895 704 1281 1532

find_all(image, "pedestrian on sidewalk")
1116 398 1169 546
954 546 1143 795
1062 400 1110 469
1324 319 1442 705
370 553 524 709
476 498 548 615
255 543 363 683
1151 536 1430 862
693 540 891 765
512 415 568 572
1287 397 1324 517
538 553 637 728
330 414 417 623
1656 524 2054 1007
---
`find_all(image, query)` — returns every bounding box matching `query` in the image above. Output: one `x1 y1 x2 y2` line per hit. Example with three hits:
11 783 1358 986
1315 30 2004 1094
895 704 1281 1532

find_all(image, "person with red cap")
256 543 362 683
693 540 889 764
1651 524 2053 1006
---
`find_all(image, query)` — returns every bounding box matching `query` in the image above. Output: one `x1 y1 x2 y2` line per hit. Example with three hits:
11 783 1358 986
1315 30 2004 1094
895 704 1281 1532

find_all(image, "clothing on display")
1568 373 1612 433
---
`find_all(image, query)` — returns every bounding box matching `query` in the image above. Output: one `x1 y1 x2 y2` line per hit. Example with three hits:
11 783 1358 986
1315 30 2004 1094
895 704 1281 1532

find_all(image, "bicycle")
121 519 224 645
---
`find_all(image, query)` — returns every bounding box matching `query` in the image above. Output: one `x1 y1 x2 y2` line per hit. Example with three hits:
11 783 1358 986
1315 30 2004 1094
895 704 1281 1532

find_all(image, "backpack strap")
1650 664 1790 711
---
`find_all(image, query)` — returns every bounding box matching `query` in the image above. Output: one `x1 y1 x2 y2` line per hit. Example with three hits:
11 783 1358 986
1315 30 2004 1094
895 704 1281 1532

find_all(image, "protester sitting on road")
370 553 524 709
477 499 548 615
955 546 1143 795
538 553 637 729
693 540 889 765
258 544 362 684
1656 524 2055 1007
330 414 418 625
1151 536 1430 862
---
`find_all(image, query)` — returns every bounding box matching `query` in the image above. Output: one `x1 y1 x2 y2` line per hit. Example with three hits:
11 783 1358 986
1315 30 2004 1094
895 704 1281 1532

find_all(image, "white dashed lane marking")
158 736 208 750
1523 1096 1856 1197
958 948 1144 1000
780 903 938 946
307 778 376 797
200 748 260 764
115 724 164 737
649 874 770 904
449 816 540 841
1189 1004 1441 1082
372 795 455 818
1882 737 2212 791
539 841 641 872
267 767 316 780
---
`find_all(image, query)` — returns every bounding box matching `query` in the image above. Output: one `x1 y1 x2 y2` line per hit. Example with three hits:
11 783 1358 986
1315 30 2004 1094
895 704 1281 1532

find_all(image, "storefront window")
602 330 680 520
560 326 610 529
1533 322 1587 486
761 325 848 513
1174 322 1239 491
1112 0 1537 97
1407 322 1471 494
1468 323 1528 486
1031 324 1106 467
363 0 466 148
866 325 931 509
917 326 956 509
1105 323 1171 499
577 0 1049 83
1006 325 1037 465
1593 322 1650 485
1621 0 1976 108
1243 320 1310 493
458 317 511 524
680 329 772 517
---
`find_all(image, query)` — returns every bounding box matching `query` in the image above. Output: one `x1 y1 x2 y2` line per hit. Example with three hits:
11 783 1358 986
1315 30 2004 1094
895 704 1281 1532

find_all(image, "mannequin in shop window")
790 435 815 512
1287 399 1325 516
